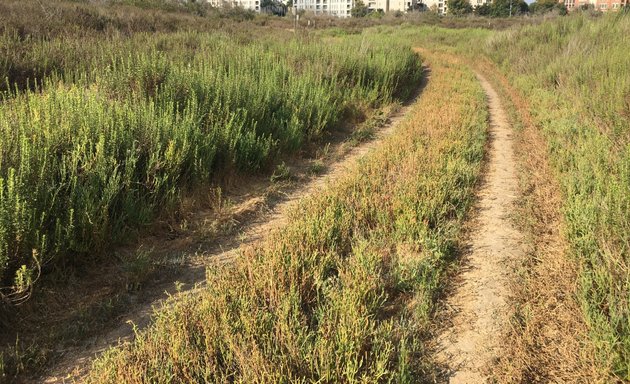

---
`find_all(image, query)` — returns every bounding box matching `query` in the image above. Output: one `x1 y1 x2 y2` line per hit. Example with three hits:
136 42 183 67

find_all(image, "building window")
600 3 607 7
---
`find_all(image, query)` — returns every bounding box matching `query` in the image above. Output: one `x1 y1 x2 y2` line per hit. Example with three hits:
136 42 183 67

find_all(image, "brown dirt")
435 72 525 383
36 72 428 384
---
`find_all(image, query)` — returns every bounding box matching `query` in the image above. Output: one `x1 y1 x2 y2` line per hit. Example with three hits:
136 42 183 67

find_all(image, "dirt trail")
436 73 524 382
39 78 425 383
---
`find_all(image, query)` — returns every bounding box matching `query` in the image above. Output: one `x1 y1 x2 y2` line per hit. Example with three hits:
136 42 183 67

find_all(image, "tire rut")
435 72 525 383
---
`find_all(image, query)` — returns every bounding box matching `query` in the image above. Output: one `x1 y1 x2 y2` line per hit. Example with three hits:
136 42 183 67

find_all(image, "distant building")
293 0 416 17
421 0 488 15
294 0 353 17
207 0 262 12
206 0 287 13
470 0 491 8
421 0 446 14
219 0 626 14
561 0 628 10
594 0 628 11
367 0 418 12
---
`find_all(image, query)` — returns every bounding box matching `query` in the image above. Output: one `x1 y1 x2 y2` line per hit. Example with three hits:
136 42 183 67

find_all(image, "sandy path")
436 72 524 382
39 74 426 384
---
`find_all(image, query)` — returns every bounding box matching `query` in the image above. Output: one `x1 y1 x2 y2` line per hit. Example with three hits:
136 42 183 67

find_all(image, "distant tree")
351 0 370 17
261 0 288 15
286 0 293 7
530 0 566 13
369 8 385 17
447 0 473 15
221 6 257 20
491 0 510 16
543 0 555 10
413 2 429 11
475 2 491 15
578 2 592 10
528 1 539 12
519 0 530 13
490 0 528 15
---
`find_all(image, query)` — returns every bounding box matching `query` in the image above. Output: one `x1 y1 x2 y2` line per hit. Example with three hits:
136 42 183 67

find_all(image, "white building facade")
207 0 262 11
208 0 417 15
470 0 490 8
294 0 354 17
294 0 416 17
419 0 445 13
367 0 417 12
420 0 488 14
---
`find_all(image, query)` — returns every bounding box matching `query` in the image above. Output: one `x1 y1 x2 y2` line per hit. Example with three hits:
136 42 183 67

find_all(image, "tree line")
446 0 570 16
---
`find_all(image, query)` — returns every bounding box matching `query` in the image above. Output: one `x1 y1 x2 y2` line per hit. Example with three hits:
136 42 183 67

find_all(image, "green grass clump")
486 13 630 380
85 49 487 383
0 30 422 302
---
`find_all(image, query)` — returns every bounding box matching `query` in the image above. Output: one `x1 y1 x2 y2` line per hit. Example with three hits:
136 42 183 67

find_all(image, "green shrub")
0 30 422 302
486 13 630 379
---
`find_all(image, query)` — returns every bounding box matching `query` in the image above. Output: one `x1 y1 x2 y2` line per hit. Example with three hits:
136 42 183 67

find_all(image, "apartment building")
562 0 587 10
470 0 491 8
294 0 415 16
421 0 446 13
594 0 628 11
421 0 487 15
366 0 417 12
207 0 262 11
294 0 354 16
562 0 628 10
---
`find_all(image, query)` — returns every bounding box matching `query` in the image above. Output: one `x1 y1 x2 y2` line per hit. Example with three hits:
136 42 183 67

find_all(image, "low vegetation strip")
485 14 630 380
0 31 421 302
84 50 487 383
